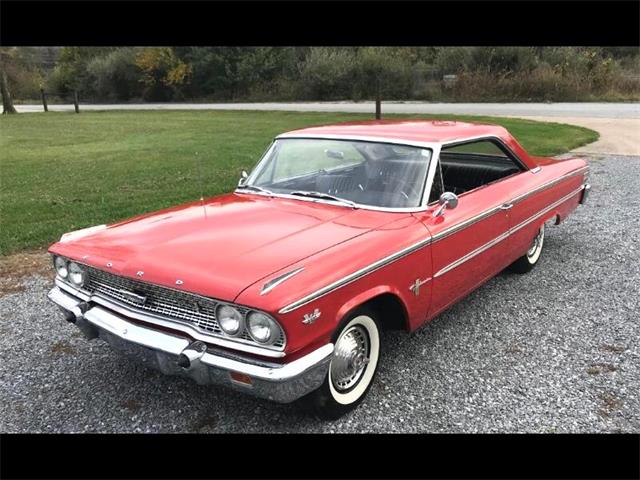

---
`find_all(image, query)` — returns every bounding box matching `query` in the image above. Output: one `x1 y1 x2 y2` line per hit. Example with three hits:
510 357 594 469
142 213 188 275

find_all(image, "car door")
416 139 524 318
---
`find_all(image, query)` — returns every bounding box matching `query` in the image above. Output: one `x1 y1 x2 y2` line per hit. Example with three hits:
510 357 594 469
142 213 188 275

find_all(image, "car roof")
280 119 511 144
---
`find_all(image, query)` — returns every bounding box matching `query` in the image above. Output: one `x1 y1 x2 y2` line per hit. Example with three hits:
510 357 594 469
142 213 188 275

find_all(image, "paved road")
15 101 640 156
14 101 640 118
1 154 639 433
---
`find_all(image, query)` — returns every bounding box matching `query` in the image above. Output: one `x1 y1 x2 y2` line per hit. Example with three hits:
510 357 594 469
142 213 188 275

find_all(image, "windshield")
243 138 432 209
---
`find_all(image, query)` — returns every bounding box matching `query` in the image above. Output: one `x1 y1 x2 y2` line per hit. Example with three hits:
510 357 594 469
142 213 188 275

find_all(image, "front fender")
334 285 410 329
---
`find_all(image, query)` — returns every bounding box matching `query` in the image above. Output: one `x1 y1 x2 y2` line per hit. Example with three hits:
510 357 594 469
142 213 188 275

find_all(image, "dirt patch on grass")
0 250 52 297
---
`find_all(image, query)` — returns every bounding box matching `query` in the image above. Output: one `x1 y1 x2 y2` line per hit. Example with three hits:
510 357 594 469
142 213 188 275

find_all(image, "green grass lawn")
0 110 598 256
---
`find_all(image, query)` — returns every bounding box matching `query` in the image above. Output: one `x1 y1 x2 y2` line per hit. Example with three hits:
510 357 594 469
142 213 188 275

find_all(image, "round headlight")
68 262 86 287
216 305 243 336
54 256 68 279
247 312 278 345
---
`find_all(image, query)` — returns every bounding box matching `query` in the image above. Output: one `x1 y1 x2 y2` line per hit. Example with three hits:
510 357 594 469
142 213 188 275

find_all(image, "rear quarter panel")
507 157 589 258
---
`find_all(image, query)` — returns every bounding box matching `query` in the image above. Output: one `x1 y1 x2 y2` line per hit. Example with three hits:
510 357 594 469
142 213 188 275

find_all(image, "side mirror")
433 191 458 218
238 170 249 187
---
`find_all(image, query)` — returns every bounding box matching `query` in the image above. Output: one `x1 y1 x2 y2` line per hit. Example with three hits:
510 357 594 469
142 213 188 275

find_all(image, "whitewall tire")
508 224 545 273
301 308 381 419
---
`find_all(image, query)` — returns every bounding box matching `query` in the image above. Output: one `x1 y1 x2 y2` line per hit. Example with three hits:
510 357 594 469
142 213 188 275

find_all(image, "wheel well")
363 293 409 332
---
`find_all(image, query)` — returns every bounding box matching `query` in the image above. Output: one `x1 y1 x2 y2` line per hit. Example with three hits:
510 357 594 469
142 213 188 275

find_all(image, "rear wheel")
302 308 381 420
508 224 545 274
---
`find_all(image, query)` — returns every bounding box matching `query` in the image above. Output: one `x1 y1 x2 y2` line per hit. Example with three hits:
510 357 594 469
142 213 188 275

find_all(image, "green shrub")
86 48 141 101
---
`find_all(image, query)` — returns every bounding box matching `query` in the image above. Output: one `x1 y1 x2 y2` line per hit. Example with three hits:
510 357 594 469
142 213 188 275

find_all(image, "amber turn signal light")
229 372 253 386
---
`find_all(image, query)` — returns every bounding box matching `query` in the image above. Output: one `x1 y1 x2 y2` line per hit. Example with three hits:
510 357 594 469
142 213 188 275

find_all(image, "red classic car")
47 120 590 418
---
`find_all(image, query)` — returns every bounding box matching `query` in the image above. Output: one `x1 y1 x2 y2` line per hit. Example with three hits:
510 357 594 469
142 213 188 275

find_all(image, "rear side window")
443 140 509 158
433 139 523 198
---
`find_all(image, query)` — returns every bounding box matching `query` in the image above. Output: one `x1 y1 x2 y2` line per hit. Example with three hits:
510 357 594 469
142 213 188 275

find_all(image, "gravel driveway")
1 155 638 433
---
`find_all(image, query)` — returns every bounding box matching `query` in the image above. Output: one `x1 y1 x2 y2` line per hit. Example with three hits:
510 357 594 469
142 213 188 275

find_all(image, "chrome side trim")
509 166 589 205
431 205 503 243
434 230 512 277
431 166 589 244
278 236 433 314
55 278 286 358
433 185 585 277
510 185 584 235
280 181 587 314
260 267 305 295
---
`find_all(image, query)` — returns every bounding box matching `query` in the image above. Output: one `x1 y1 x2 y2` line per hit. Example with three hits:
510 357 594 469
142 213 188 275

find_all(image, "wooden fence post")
73 90 80 113
40 88 48 112
375 77 381 120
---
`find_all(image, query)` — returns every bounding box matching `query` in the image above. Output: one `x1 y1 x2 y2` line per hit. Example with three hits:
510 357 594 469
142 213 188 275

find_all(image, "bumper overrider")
47 285 333 403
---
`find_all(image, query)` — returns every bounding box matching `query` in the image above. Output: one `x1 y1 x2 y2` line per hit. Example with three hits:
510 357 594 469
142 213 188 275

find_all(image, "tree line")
2 47 639 109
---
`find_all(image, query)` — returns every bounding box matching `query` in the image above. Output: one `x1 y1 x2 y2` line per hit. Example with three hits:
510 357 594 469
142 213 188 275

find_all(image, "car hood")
49 193 399 302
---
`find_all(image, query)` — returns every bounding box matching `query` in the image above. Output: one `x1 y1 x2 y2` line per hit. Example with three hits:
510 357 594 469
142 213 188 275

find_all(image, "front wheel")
302 308 381 420
508 224 545 274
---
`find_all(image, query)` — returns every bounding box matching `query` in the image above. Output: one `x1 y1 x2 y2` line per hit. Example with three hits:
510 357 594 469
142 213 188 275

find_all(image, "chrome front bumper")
47 286 333 403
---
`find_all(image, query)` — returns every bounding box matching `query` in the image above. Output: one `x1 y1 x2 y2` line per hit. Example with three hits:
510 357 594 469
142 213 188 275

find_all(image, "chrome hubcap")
527 227 544 258
331 325 370 392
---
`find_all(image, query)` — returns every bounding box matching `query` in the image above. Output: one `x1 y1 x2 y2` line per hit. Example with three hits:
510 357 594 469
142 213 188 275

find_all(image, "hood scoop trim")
260 267 305 295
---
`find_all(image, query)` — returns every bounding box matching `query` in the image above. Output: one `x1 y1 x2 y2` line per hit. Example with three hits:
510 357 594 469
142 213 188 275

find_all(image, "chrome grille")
83 266 285 348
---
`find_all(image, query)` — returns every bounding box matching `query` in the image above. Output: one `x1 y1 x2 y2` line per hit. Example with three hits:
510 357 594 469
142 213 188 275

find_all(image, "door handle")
500 203 513 210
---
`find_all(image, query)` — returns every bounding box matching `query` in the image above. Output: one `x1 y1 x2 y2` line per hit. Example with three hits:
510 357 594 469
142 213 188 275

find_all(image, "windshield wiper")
289 191 358 208
236 184 273 196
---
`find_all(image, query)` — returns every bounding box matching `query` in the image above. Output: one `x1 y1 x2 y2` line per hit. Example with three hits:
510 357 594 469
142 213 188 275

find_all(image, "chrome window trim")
275 133 442 150
55 278 286 358
239 135 442 213
439 135 530 172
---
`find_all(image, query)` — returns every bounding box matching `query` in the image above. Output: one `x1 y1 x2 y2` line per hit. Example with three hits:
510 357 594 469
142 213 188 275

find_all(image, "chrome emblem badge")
118 289 147 306
409 277 430 296
175 279 184 286
302 308 321 325
136 271 144 277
